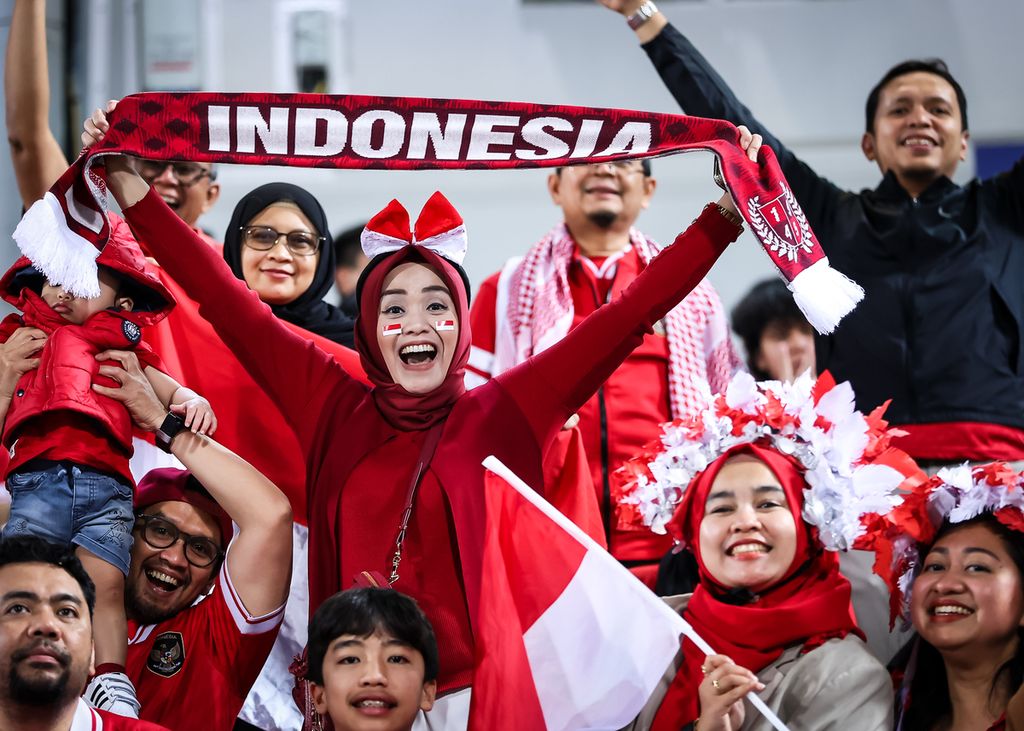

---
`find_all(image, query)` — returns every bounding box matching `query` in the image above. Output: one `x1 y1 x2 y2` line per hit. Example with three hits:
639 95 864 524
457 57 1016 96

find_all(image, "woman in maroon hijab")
86 109 756 723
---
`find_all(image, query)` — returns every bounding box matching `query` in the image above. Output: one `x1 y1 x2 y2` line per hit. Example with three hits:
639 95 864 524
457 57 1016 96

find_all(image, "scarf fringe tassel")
13 193 101 299
788 257 864 335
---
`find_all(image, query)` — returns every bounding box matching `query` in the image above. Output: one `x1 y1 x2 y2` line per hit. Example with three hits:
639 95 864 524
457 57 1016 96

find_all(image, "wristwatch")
626 1 659 30
155 412 187 453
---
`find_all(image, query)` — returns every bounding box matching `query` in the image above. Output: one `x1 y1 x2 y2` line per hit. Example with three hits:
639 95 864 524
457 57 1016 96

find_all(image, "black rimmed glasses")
136 160 212 187
240 225 324 256
135 514 224 568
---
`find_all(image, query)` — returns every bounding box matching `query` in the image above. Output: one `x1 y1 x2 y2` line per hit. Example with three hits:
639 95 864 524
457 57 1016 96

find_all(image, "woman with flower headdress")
83 108 761 725
867 464 1024 730
616 372 921 731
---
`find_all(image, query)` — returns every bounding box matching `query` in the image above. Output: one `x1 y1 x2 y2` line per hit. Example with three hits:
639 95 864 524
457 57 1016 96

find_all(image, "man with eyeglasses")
89 349 292 731
468 158 741 588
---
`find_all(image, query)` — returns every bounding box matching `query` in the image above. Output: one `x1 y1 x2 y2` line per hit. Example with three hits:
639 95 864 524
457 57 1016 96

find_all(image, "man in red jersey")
0 535 169 731
91 351 293 731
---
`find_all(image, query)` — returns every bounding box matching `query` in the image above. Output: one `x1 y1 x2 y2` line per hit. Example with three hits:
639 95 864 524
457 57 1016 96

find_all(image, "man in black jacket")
601 0 1024 468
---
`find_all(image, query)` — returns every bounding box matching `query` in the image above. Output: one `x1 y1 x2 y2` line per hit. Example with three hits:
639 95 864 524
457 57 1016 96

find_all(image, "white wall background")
1 0 1021 314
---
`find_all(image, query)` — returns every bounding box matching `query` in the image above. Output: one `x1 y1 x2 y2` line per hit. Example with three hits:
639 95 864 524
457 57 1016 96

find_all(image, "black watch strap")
155 413 187 453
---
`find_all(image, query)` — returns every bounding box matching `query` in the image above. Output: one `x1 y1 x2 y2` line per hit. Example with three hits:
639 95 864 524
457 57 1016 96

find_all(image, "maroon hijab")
354 244 471 431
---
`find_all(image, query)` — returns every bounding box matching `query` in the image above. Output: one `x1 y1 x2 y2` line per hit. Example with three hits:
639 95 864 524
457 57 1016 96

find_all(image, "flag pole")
482 455 791 731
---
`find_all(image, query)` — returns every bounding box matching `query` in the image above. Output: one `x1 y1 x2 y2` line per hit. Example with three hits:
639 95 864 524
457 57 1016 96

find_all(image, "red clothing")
894 421 1024 462
126 560 284 731
0 222 172 485
471 245 733 580
72 700 170 730
124 189 740 694
138 229 367 524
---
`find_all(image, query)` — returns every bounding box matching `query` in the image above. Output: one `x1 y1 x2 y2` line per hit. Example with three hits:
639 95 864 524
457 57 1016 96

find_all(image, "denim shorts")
2 462 134 575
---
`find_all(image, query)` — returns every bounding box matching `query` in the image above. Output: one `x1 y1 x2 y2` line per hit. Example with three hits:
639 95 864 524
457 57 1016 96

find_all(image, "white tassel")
788 257 864 335
12 193 101 299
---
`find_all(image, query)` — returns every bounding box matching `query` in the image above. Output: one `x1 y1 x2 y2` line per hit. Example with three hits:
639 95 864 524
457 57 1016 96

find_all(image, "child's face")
311 629 436 731
40 269 131 324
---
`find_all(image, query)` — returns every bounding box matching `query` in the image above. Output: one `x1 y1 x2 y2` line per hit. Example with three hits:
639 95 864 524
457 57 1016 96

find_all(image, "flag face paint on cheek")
435 320 455 332
382 323 402 336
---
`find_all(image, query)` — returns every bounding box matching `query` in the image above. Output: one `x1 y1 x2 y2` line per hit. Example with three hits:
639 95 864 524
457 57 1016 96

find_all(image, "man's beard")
126 589 182 625
8 643 74 706
586 210 618 230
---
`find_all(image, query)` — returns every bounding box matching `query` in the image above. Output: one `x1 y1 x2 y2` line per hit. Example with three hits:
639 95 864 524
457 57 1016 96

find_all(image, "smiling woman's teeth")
730 543 767 556
399 343 438 364
932 605 972 616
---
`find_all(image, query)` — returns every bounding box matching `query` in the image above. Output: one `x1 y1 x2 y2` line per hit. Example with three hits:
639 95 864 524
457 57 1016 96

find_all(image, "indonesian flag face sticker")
434 320 456 332
382 323 402 337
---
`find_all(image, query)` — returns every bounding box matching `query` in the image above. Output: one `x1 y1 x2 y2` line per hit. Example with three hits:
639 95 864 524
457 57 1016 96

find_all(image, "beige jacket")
624 595 894 731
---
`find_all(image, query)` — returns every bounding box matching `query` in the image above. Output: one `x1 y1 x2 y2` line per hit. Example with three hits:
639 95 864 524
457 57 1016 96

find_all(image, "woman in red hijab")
87 111 754 724
617 373 920 731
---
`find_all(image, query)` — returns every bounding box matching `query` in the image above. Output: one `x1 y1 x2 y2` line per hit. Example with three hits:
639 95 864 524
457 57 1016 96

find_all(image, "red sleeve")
122 188 362 450
467 271 500 385
207 562 284 692
497 204 740 445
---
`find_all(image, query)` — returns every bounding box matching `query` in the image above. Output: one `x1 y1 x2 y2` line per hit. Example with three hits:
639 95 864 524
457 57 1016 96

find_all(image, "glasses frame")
135 160 212 187
239 225 325 256
134 514 224 568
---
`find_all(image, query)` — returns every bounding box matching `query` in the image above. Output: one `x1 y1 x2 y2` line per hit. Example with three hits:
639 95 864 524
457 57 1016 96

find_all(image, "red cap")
134 468 234 547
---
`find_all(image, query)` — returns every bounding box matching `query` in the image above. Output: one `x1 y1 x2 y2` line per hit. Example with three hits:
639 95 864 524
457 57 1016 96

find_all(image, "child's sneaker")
84 671 141 718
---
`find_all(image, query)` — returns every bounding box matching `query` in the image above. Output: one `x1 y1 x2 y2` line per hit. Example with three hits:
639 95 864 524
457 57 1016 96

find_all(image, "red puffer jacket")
0 213 174 451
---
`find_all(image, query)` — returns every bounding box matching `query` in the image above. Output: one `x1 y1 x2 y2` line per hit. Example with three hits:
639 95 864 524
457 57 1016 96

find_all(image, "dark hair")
731 279 811 379
307 587 439 685
0 536 96 617
333 223 368 269
207 163 219 182
896 513 1024 730
865 59 968 133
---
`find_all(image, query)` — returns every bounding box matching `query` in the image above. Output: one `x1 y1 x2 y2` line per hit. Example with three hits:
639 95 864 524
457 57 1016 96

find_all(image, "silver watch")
627 1 659 30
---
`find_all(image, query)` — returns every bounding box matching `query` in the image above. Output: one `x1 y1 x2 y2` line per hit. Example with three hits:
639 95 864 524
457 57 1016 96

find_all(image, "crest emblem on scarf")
746 183 812 262
147 631 185 677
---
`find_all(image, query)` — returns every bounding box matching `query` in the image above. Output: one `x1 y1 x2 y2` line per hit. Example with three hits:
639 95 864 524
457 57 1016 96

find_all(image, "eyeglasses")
592 160 646 174
136 160 212 187
134 514 223 568
240 226 324 256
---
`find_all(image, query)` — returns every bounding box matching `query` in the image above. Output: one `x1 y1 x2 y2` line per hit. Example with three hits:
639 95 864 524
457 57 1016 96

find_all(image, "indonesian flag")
468 457 686 730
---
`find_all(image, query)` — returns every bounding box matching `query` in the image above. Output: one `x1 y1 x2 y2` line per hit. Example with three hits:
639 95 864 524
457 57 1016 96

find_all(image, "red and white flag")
381 323 402 337
434 319 456 332
468 456 686 731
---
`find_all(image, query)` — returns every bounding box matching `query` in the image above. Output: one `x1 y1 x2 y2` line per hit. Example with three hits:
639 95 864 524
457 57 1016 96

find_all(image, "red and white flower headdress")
863 462 1024 626
360 190 467 265
613 371 923 552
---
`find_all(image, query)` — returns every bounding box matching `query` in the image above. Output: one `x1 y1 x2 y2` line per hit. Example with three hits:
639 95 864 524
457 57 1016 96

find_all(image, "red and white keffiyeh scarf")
493 222 739 418
14 91 861 333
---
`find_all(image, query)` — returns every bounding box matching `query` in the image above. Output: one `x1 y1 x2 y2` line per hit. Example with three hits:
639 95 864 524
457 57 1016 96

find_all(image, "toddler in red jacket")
0 214 216 719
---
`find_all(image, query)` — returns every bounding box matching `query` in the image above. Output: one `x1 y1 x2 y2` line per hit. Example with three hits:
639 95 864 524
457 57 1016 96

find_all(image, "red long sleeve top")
124 188 739 694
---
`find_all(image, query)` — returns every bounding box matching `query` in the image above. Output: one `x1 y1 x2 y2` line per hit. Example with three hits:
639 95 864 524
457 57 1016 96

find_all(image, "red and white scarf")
14 91 861 333
493 223 738 418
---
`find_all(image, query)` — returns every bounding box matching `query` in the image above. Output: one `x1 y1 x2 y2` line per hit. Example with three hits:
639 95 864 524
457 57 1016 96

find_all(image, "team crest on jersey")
746 183 813 262
147 631 185 677
122 320 141 345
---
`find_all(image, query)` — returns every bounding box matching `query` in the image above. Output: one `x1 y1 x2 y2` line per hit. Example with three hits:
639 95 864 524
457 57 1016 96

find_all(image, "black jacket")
644 24 1024 430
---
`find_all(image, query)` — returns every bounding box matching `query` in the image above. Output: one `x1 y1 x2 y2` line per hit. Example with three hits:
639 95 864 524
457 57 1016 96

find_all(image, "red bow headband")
361 191 467 266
